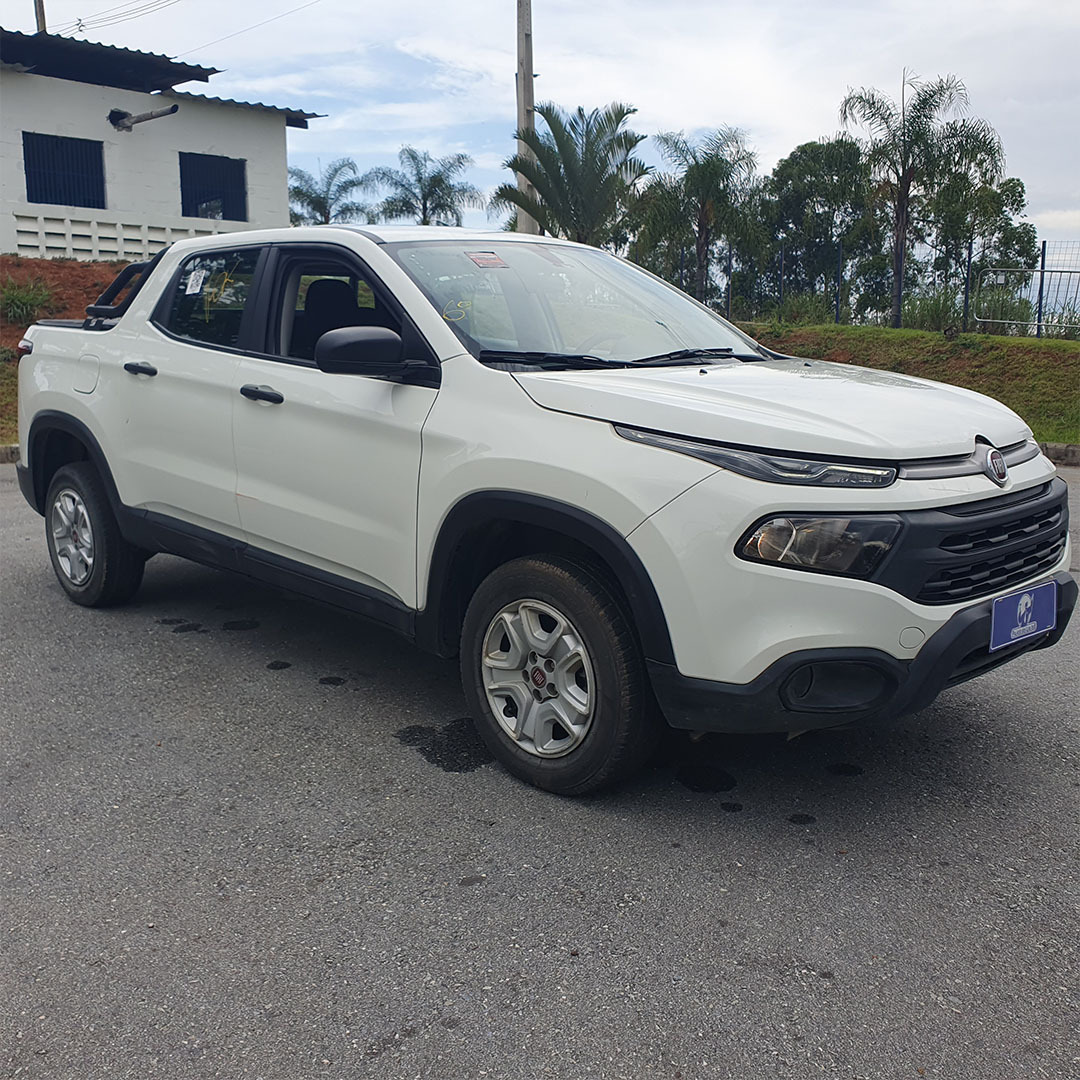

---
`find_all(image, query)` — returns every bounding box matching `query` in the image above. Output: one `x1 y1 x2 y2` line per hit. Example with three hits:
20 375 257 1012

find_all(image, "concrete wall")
0 71 291 259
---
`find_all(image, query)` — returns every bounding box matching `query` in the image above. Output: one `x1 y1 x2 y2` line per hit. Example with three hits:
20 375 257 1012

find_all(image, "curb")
1 442 1078 469
1039 442 1080 467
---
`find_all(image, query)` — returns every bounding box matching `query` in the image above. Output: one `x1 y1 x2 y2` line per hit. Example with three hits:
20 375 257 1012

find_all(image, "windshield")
383 239 764 363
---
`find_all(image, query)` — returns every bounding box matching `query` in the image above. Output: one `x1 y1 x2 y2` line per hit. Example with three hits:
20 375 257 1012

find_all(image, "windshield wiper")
632 347 765 365
478 349 632 370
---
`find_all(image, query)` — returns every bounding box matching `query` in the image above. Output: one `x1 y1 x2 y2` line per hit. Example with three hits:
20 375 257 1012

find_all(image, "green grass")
742 323 1080 445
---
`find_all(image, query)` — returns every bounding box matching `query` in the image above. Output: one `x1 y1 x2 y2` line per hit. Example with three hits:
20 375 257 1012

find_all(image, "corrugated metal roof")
0 26 218 91
166 91 323 129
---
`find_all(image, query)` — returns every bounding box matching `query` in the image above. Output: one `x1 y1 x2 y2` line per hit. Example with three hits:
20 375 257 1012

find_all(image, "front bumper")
649 570 1077 733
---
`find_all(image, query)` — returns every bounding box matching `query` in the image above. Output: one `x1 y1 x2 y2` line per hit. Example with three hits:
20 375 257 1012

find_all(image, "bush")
902 286 963 332
1 275 56 325
770 292 835 326
1040 306 1080 341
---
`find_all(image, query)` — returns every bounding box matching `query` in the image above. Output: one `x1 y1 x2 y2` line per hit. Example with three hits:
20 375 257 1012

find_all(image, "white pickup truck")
16 226 1076 793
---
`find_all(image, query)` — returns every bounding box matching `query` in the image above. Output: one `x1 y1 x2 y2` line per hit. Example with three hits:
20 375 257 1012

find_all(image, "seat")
290 277 397 358
304 278 359 344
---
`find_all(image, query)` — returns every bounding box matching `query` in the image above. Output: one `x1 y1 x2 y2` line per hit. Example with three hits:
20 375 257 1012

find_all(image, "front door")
231 245 437 608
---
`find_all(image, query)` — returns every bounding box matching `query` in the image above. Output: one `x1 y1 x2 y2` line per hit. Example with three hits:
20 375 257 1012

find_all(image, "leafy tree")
630 173 696 291
640 128 756 302
840 73 1004 327
492 102 649 246
926 175 1038 287
769 136 871 296
287 158 373 226
366 147 483 226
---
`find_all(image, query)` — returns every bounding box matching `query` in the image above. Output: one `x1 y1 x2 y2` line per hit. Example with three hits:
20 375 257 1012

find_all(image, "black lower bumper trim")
649 570 1077 734
16 463 38 514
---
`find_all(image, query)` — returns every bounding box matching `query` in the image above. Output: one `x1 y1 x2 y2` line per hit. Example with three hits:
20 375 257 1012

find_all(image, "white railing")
8 207 254 261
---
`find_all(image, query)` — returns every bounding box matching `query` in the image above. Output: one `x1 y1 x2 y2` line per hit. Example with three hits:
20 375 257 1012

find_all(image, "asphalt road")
2 465 1078 1080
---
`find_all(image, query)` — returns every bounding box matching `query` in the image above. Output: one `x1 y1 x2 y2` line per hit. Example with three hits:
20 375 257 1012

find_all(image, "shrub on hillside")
902 287 963 332
1 275 56 325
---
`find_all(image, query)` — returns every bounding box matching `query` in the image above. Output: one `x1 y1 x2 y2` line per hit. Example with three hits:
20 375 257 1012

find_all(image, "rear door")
101 244 266 534
231 243 438 608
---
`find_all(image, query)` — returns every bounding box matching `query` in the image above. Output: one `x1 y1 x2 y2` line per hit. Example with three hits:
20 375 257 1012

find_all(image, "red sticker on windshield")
466 251 508 268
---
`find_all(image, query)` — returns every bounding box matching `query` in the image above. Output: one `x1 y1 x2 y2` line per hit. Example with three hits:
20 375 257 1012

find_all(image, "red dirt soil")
1 255 128 351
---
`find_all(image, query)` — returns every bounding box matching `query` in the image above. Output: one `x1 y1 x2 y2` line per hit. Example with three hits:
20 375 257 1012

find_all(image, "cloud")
1031 210 1080 236
21 0 1079 234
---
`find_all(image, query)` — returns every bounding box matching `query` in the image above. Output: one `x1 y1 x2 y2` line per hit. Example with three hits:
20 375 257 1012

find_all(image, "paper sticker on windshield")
185 268 208 294
466 251 508 268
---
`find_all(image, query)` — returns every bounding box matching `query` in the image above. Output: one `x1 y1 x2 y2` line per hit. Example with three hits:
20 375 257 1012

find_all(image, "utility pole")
35 0 48 33
515 0 539 234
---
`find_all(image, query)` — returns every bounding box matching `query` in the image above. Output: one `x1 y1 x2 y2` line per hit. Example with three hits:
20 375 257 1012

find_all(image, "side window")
160 248 261 348
23 132 106 209
179 153 247 221
275 254 400 361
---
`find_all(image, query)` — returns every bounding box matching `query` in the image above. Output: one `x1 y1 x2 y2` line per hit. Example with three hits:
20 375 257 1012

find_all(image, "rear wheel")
45 462 145 607
460 555 659 795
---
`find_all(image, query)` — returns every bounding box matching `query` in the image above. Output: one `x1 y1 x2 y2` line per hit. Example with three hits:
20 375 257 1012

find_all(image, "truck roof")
162 224 580 254
338 224 578 246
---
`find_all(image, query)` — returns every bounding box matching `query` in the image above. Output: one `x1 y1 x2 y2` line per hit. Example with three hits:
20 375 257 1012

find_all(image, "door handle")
240 383 285 405
123 361 157 376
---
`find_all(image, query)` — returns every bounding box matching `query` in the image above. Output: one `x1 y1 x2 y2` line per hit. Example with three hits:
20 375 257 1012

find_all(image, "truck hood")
512 358 1030 460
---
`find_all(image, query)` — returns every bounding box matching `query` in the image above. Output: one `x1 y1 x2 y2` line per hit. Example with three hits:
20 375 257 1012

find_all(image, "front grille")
917 531 1067 603
938 503 1063 555
873 477 1070 605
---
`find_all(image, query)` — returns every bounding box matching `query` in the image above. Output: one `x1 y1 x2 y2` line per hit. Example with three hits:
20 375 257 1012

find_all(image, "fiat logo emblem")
984 447 1008 486
530 668 547 688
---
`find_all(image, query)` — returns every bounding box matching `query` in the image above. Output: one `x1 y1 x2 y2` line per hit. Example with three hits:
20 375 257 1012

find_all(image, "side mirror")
315 326 404 376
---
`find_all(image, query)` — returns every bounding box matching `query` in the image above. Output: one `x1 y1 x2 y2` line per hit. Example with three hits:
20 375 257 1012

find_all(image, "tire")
45 462 145 607
460 555 660 795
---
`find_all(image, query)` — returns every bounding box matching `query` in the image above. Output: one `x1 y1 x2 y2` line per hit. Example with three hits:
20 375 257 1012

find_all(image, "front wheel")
45 462 146 607
460 556 659 795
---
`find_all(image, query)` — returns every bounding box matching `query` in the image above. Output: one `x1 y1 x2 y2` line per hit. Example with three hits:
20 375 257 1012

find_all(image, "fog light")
780 661 895 712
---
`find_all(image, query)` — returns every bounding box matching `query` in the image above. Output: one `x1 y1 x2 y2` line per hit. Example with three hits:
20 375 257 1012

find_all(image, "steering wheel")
575 329 627 356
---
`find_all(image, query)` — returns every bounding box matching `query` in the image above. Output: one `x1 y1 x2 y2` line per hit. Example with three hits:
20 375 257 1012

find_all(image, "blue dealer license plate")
989 580 1057 652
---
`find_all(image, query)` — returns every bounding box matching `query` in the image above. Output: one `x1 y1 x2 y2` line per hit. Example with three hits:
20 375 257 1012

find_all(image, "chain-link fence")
976 240 1080 337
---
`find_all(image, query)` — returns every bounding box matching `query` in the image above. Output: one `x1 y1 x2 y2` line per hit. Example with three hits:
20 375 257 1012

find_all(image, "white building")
0 28 318 260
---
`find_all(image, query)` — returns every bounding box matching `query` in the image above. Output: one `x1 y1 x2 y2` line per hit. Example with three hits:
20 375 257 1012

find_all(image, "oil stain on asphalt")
394 716 494 773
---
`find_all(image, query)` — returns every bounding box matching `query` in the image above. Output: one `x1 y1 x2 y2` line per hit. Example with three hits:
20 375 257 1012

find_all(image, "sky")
12 0 1080 240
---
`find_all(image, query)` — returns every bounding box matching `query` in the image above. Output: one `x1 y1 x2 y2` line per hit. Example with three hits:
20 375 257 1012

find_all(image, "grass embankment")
744 323 1080 445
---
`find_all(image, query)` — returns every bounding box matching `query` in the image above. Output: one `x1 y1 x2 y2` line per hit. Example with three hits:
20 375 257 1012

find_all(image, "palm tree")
287 158 373 225
491 102 650 247
366 147 483 226
840 73 1004 327
644 128 757 301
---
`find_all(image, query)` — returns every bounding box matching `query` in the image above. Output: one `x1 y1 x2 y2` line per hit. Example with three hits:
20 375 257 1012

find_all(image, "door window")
275 254 400 360
159 248 262 348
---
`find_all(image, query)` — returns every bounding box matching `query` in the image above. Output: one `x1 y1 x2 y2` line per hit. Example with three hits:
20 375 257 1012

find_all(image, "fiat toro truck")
14 226 1078 793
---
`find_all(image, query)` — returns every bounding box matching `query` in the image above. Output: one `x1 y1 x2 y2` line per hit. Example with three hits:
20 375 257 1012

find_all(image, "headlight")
738 515 902 577
615 426 897 487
